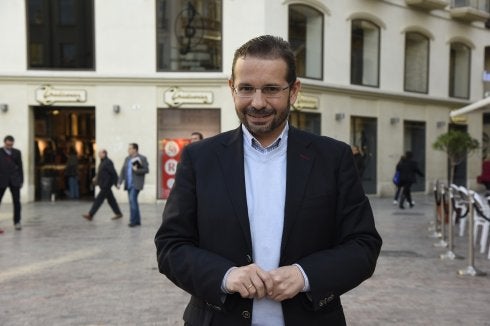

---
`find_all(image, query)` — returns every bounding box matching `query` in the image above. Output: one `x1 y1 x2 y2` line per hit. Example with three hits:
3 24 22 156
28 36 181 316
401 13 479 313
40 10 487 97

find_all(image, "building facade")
0 0 489 203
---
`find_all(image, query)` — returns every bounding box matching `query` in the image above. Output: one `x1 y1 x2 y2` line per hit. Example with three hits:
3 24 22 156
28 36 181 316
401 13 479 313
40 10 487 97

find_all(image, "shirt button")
327 294 335 303
242 310 251 319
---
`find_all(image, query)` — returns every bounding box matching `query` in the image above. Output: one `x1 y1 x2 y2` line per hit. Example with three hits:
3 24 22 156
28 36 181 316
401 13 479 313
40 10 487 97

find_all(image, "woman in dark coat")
396 151 424 209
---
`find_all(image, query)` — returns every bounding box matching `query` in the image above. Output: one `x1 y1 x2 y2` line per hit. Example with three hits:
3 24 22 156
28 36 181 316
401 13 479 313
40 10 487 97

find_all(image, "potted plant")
432 129 479 187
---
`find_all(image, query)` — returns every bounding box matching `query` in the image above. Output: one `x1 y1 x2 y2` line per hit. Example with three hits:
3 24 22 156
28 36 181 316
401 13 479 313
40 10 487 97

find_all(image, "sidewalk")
0 195 489 325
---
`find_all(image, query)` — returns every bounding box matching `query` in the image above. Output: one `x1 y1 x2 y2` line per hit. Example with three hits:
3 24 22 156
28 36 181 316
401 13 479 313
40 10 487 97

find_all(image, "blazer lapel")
281 127 316 256
215 127 253 252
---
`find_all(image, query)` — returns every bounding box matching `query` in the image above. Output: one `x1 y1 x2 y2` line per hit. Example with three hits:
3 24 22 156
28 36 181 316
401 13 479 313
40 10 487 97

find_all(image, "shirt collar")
242 122 289 154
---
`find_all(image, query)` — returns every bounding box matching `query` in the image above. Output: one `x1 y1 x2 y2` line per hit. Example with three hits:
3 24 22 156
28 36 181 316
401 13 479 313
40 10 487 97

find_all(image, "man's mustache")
244 107 275 116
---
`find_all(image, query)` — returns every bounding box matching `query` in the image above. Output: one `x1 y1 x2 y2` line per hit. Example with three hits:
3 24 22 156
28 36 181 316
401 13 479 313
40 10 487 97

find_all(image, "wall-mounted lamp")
113 105 121 114
390 117 400 125
335 113 345 121
436 121 446 128
0 104 8 113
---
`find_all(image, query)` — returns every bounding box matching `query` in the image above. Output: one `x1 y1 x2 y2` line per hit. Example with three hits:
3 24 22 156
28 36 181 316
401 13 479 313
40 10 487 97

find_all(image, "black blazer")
0 147 23 188
96 157 118 190
155 126 382 326
396 159 424 185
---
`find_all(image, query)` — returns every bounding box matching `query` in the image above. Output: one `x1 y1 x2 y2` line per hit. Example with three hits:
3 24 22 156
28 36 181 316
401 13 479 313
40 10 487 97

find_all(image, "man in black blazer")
82 149 123 221
155 35 382 325
0 135 24 231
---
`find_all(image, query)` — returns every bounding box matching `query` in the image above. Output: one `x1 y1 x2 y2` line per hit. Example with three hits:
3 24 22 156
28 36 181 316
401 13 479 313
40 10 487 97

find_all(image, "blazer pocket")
183 299 214 326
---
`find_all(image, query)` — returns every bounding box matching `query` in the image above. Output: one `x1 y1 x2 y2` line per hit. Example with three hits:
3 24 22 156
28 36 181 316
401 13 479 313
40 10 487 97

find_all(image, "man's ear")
289 79 301 105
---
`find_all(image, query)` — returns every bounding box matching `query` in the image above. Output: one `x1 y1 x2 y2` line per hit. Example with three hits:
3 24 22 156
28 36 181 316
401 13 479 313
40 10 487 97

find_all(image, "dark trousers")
0 186 21 224
89 187 122 217
394 186 402 201
399 182 413 207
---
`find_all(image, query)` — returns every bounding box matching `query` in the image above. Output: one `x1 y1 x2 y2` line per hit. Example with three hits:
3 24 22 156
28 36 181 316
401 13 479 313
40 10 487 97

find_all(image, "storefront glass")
156 0 222 71
157 108 220 199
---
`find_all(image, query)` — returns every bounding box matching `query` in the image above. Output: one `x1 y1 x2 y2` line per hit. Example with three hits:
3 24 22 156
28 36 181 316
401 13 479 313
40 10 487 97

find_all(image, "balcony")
405 0 449 10
450 0 490 22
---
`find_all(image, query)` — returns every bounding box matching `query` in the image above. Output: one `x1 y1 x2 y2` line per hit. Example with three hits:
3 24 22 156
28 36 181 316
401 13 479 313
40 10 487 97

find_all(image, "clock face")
174 3 204 55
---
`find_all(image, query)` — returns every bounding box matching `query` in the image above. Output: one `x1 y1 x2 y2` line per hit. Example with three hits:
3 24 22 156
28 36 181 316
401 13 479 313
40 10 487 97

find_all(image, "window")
449 42 471 99
288 4 324 79
26 0 94 69
156 0 222 72
404 32 430 93
351 20 380 87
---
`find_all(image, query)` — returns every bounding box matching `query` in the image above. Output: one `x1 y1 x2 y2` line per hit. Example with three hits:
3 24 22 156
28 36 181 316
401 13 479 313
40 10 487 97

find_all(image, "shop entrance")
351 116 377 194
33 106 95 200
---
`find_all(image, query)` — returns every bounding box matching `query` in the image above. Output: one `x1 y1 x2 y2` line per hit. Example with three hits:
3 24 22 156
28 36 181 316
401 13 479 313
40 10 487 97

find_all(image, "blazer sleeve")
154 147 235 307
134 155 149 175
296 144 382 310
16 149 24 185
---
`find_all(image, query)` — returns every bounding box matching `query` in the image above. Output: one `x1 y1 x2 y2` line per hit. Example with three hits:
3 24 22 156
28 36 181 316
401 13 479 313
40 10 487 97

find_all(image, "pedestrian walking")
118 143 149 227
351 145 365 177
65 146 80 199
397 151 424 209
393 155 404 205
155 35 382 325
0 135 24 231
82 150 122 221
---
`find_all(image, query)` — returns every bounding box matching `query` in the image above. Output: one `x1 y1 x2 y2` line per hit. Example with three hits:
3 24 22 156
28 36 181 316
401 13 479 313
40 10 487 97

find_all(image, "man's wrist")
293 263 310 292
221 267 237 294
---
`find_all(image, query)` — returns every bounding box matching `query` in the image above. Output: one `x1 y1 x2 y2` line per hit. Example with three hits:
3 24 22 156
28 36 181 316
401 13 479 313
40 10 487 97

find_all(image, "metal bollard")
429 182 442 238
434 185 448 248
441 186 463 260
458 190 486 276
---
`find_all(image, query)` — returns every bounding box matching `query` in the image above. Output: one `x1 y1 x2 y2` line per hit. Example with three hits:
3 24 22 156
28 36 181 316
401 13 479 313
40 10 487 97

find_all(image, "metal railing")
452 0 490 11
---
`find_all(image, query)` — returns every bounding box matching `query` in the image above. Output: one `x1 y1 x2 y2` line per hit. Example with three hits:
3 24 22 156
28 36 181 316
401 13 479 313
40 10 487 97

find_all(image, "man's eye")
238 86 254 93
262 86 280 94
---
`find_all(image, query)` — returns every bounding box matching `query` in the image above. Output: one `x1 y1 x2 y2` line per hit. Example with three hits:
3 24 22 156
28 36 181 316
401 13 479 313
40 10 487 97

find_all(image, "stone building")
0 0 489 203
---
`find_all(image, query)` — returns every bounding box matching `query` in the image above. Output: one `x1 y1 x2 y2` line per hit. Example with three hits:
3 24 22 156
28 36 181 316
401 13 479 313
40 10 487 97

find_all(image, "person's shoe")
409 203 414 208
111 214 123 220
399 204 405 210
128 223 141 227
14 223 22 230
82 214 93 221
393 200 398 205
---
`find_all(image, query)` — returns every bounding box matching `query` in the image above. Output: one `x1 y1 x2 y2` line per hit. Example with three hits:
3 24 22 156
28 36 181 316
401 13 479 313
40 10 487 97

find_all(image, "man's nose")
250 90 267 108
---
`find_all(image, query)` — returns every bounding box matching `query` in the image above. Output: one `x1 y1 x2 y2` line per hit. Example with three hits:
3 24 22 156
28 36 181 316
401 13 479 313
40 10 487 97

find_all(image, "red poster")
160 138 190 199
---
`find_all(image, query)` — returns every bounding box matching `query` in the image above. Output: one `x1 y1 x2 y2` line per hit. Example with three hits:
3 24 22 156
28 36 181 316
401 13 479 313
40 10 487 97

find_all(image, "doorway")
289 111 321 135
33 106 95 200
404 121 426 192
351 116 377 194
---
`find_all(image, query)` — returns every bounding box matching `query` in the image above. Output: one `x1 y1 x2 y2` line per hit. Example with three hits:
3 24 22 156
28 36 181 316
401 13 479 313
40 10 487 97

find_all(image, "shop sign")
36 85 87 105
160 138 190 199
294 93 319 110
164 87 213 107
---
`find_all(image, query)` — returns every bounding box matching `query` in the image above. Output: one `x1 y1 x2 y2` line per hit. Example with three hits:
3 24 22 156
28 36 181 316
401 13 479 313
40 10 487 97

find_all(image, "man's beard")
237 99 290 138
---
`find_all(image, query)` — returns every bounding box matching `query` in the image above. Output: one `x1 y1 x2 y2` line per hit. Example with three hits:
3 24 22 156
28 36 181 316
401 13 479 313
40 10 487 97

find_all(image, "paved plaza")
1 194 489 325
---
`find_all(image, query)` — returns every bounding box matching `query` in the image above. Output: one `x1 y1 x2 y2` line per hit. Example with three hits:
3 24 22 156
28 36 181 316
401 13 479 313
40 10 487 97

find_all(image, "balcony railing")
406 0 449 10
452 0 490 11
450 0 490 21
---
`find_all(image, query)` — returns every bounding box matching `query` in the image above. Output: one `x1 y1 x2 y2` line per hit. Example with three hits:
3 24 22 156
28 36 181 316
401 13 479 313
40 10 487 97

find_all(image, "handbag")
393 171 400 185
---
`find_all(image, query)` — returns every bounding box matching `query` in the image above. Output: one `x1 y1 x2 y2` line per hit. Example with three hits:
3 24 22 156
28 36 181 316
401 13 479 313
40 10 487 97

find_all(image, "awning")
449 96 490 118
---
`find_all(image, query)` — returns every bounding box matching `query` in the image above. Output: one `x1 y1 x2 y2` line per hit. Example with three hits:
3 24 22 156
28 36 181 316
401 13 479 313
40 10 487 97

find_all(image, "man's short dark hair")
130 143 139 151
191 132 203 140
4 135 14 143
231 35 297 85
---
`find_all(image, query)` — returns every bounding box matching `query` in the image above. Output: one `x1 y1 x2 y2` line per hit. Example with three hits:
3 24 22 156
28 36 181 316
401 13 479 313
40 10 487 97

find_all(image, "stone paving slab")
0 194 489 325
